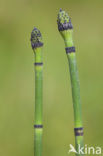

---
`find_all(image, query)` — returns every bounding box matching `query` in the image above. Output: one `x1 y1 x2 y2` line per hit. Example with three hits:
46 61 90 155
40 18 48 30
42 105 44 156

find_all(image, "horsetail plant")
57 9 84 155
31 27 43 156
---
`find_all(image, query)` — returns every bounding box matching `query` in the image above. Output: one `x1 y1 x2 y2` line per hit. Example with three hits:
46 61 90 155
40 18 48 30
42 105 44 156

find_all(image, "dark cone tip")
57 9 73 31
31 27 43 49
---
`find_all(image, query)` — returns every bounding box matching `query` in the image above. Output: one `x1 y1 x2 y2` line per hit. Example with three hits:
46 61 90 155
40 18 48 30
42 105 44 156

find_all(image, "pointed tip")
34 27 37 30
32 27 38 32
59 8 62 12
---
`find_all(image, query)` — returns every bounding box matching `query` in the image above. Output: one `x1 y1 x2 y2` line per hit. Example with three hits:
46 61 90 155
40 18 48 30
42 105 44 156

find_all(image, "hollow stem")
57 9 84 155
31 27 43 156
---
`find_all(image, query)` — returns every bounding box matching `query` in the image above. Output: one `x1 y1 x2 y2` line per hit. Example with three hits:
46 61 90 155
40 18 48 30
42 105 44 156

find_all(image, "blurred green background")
0 0 103 155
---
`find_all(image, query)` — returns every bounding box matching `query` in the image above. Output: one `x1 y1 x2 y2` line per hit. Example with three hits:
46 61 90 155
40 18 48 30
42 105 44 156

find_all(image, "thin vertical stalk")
31 27 43 156
57 9 84 155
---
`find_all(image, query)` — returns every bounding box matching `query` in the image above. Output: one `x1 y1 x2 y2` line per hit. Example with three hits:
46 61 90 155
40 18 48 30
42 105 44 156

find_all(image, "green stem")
57 9 84 155
67 53 84 155
34 48 43 125
30 27 43 156
34 47 43 156
64 30 84 155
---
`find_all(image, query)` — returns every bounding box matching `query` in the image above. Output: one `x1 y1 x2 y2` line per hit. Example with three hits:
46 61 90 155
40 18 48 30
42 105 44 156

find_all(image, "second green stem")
65 30 84 155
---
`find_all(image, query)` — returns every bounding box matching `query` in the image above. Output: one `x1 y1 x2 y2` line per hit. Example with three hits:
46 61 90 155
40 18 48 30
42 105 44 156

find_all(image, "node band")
74 127 83 136
65 47 75 54
34 62 43 66
34 125 43 128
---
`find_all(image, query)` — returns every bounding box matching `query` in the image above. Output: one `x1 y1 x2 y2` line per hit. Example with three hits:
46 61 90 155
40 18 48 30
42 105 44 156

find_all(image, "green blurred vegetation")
0 0 103 155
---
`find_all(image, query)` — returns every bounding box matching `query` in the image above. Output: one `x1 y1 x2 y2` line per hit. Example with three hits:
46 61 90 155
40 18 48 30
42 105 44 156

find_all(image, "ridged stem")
64 29 84 155
33 47 43 156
